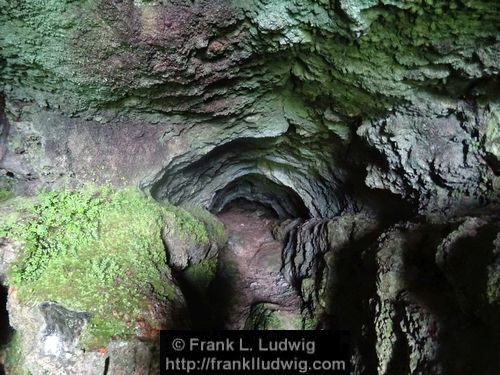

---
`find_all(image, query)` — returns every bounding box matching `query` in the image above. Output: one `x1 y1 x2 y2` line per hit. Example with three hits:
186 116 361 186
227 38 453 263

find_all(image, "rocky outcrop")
285 215 500 374
7 296 159 375
1 1 499 374
0 189 227 374
282 213 379 284
373 218 500 374
358 102 499 218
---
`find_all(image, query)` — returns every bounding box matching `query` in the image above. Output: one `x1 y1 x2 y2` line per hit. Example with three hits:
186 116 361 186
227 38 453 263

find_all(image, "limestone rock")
0 238 16 284
7 294 161 375
358 103 498 218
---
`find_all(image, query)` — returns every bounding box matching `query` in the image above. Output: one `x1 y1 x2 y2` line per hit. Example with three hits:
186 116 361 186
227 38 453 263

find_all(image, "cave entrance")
173 174 306 329
209 174 309 220
210 195 302 329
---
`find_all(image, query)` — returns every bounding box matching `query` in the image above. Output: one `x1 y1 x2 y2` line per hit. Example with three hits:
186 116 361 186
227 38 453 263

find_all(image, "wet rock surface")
3 276 174 375
0 0 499 374
358 103 499 218
216 200 302 329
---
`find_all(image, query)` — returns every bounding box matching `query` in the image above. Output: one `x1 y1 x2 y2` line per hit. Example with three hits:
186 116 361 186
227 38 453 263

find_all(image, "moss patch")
0 332 28 375
245 304 284 330
163 203 211 246
183 258 217 291
183 205 227 247
0 187 190 349
0 188 11 202
294 314 316 330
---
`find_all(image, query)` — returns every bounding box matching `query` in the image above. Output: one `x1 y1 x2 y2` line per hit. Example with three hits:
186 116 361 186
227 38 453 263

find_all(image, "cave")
210 174 310 220
0 1 499 374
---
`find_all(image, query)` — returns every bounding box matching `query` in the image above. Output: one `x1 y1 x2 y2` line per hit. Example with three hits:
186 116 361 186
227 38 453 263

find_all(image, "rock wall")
1 1 499 374
2 0 498 218
288 215 500 374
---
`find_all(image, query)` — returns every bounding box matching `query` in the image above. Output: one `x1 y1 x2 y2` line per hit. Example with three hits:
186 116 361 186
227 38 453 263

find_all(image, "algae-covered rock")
162 204 225 272
0 1 499 374
244 303 303 330
0 187 211 373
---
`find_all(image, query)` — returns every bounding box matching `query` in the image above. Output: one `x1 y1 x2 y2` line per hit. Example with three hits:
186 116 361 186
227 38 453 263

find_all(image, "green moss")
300 277 315 298
1 187 185 349
0 188 11 202
0 332 28 375
184 258 217 290
2 0 497 117
301 315 317 330
288 311 316 330
245 304 284 330
182 205 227 246
163 203 211 245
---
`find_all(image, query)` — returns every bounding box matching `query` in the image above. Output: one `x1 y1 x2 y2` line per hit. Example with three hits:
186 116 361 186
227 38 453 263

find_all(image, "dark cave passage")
0 284 12 375
156 167 313 329
210 174 310 220
212 199 302 329
173 198 303 330
0 285 10 344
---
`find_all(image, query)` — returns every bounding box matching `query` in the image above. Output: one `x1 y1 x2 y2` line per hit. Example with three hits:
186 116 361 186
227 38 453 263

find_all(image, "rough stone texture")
0 238 16 284
37 303 90 366
162 217 218 271
482 103 500 174
282 213 379 283
6 292 162 375
2 0 498 218
0 107 173 194
215 202 302 330
1 1 500 374
358 102 499 217
7 295 103 375
372 218 500 374
288 216 500 374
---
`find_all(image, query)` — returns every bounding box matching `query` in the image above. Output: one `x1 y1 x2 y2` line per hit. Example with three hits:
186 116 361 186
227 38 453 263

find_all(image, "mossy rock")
162 204 226 271
245 303 304 330
0 188 11 202
183 258 218 291
0 332 28 375
0 186 194 349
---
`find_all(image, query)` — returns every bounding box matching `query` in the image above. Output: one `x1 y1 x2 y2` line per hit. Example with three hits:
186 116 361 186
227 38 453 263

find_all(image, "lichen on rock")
0 186 227 373
0 0 499 374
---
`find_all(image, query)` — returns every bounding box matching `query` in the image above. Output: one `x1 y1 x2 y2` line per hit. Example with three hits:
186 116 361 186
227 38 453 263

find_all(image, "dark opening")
103 356 110 375
219 198 280 219
0 284 12 375
209 174 309 220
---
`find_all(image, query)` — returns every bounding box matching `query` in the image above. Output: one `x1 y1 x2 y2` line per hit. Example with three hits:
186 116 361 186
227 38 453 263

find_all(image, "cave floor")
217 201 301 329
